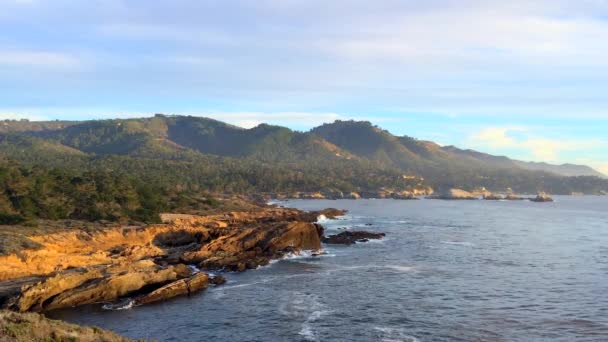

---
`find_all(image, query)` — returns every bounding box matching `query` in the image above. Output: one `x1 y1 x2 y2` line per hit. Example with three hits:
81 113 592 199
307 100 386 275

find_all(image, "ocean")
48 197 608 341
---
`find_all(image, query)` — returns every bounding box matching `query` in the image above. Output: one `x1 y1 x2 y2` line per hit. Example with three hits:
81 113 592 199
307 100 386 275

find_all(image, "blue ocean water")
49 197 608 341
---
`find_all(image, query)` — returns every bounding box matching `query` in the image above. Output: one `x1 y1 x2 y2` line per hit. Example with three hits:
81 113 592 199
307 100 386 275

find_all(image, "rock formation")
0 207 339 312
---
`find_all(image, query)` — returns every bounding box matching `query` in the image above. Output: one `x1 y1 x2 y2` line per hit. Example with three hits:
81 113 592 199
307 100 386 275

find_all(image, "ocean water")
48 197 608 341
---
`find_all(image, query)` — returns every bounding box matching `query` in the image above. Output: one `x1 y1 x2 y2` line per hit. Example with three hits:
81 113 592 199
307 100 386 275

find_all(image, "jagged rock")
483 194 503 200
12 268 103 312
6 261 192 312
183 221 322 272
322 231 385 245
134 272 209 306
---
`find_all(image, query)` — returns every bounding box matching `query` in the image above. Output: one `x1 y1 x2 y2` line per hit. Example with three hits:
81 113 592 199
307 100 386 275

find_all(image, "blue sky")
1 0 608 174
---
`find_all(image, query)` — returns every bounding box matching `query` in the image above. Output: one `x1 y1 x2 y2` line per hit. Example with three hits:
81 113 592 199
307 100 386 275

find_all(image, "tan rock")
134 272 209 306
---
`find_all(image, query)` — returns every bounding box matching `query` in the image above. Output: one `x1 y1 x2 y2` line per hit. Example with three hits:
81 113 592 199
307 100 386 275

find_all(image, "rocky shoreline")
262 188 555 202
0 206 354 315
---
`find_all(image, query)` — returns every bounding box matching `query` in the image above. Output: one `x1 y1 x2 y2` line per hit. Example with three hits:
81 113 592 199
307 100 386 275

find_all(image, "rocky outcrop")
181 221 322 271
4 260 193 312
134 272 213 306
428 188 477 200
0 207 329 312
530 193 554 202
322 231 386 245
483 194 503 200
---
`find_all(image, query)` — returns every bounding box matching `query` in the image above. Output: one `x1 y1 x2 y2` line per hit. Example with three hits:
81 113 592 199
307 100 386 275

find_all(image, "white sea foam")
102 298 135 311
278 292 331 341
440 240 475 247
188 264 201 274
299 323 317 341
385 265 416 273
316 214 329 222
374 327 421 342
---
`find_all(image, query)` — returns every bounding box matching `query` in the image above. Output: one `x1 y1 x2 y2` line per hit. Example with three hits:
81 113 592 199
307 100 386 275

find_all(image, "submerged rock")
322 231 386 245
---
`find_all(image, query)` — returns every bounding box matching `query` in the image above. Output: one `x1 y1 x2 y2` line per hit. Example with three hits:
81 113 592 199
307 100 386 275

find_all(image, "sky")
1 0 608 174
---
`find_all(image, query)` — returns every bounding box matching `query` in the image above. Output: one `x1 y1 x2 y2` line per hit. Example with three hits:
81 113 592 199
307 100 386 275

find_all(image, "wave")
316 214 329 222
279 249 337 261
102 298 135 311
188 264 201 274
384 265 416 273
440 240 475 247
374 327 420 342
278 291 331 342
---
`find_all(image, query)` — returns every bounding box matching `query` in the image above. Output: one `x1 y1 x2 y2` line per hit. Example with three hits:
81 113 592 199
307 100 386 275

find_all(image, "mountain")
513 161 605 178
441 145 605 178
0 116 607 195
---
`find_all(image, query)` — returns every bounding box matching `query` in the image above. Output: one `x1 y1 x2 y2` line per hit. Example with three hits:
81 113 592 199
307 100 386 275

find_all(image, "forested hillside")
0 115 606 224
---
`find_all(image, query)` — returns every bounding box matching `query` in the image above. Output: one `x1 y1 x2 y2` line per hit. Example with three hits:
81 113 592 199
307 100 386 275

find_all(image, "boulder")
483 194 503 200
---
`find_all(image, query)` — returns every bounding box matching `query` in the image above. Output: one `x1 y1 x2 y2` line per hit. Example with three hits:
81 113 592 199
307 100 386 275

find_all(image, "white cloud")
595 162 608 176
468 126 605 162
0 50 83 69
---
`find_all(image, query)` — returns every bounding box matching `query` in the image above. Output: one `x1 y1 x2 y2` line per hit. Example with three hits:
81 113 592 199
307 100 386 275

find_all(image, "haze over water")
50 197 608 341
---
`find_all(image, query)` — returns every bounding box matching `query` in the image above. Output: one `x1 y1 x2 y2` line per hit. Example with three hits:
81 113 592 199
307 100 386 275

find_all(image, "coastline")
0 204 348 340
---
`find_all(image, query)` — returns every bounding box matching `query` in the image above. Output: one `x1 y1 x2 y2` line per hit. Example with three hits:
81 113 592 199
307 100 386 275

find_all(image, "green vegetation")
0 115 606 226
0 310 135 341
